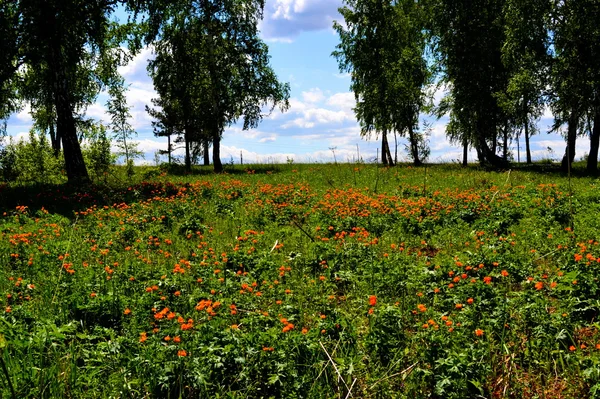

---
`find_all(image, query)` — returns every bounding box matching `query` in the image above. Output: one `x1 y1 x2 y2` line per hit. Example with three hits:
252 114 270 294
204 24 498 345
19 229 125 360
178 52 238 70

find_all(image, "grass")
1 162 600 398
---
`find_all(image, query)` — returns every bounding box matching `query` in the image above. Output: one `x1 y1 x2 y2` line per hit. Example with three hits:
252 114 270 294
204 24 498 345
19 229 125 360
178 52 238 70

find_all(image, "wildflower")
483 276 492 284
417 304 427 313
501 270 509 277
139 332 147 343
369 295 377 306
475 329 484 337
173 336 181 343
177 350 187 357
535 281 543 290
124 308 132 315
455 303 463 309
569 345 576 351
90 292 97 298
467 298 474 305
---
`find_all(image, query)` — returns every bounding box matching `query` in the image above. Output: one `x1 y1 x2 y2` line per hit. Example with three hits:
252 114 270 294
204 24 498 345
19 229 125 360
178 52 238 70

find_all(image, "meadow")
1 162 600 398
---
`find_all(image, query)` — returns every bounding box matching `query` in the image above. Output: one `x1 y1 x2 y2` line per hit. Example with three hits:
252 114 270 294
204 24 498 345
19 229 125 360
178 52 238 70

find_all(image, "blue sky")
3 0 589 164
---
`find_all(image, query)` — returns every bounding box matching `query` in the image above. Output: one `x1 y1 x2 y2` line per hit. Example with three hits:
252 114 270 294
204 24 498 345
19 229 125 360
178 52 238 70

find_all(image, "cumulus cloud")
326 92 354 109
279 89 356 129
260 0 343 41
118 46 154 85
302 88 325 103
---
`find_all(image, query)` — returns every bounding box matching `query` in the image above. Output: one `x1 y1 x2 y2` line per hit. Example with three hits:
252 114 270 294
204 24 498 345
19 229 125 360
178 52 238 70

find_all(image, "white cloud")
326 92 354 109
15 104 32 123
279 91 356 129
260 0 343 41
302 88 325 103
118 46 154 84
333 72 351 79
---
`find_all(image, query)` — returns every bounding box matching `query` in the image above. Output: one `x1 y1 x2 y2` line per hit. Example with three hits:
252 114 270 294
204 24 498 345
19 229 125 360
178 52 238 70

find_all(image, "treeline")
1 1 599 183
0 0 289 183
334 0 600 172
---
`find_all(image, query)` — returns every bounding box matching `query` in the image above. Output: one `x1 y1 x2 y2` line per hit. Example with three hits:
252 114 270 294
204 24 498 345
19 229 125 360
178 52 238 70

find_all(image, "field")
2 163 600 398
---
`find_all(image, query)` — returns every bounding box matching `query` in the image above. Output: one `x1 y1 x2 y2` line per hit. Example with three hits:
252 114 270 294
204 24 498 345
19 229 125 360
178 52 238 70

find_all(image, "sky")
2 0 590 165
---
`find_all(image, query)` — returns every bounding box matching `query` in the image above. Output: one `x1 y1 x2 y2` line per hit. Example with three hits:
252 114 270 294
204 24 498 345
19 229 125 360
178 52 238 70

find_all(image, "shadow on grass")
163 163 283 176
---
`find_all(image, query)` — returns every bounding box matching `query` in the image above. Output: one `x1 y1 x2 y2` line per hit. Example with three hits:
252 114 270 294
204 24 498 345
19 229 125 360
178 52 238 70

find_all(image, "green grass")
1 162 600 398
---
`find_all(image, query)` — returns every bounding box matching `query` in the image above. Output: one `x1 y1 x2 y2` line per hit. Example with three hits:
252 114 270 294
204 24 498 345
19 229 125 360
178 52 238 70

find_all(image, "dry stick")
344 378 358 399
319 341 351 393
504 169 512 186
369 361 418 390
314 338 342 384
270 240 279 253
290 218 315 242
533 248 561 262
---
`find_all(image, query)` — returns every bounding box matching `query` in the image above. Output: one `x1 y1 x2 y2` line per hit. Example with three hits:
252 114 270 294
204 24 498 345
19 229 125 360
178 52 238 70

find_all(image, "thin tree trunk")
213 129 223 173
185 138 191 171
561 110 578 172
167 134 172 164
587 107 600 173
503 124 508 160
49 122 61 158
385 133 394 166
463 136 468 166
184 125 191 172
394 131 398 164
203 137 210 166
517 130 520 163
525 121 532 164
408 125 422 166
381 131 389 166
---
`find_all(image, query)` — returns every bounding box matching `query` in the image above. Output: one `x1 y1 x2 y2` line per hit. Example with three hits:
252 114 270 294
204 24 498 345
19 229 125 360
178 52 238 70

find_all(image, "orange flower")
535 281 543 290
417 304 427 313
483 276 492 284
467 298 474 305
474 329 484 337
177 350 187 357
369 295 377 306
123 308 131 315
455 303 463 309
173 336 181 343
501 270 509 277
139 332 147 343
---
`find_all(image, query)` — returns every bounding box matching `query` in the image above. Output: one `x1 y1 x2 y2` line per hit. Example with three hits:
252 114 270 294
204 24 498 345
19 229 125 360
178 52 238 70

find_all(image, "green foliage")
333 0 431 165
84 123 115 183
145 0 290 172
0 131 64 183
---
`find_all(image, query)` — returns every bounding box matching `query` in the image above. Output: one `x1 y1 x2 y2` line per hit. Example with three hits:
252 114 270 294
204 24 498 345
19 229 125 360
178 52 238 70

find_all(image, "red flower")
369 295 377 306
